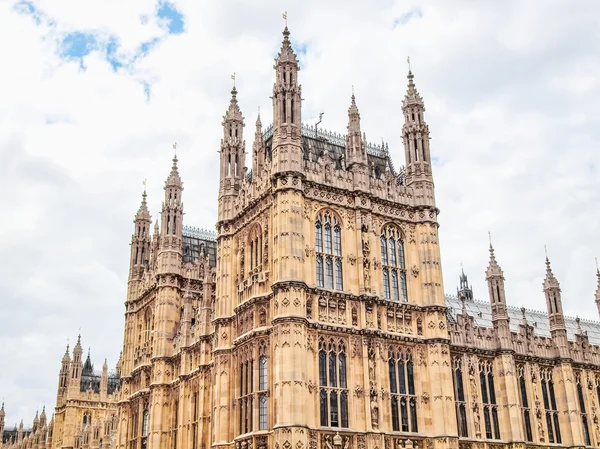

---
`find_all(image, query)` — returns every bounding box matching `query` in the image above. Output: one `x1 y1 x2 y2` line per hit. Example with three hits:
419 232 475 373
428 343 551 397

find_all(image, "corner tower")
271 25 303 173
402 67 435 207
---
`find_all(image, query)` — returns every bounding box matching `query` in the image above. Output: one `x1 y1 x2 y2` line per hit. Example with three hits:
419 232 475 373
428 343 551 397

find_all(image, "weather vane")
407 56 411 71
143 179 147 189
352 85 354 96
488 231 492 246
173 142 177 155
282 11 288 27
231 72 236 87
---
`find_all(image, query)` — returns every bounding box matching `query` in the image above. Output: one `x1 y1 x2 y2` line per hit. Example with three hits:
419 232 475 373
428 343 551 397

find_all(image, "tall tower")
271 25 303 174
128 188 151 299
543 254 569 357
218 86 245 222
401 68 435 207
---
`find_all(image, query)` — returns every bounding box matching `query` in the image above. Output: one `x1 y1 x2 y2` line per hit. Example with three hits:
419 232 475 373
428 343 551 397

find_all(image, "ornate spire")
0 401 5 417
543 248 560 290
165 154 182 189
224 86 243 124
62 344 70 363
485 232 503 279
276 24 298 66
403 65 424 109
135 186 151 222
595 257 600 302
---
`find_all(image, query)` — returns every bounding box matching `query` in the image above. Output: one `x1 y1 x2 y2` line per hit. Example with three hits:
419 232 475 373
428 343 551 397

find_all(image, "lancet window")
319 338 349 428
236 342 269 435
380 226 407 301
389 347 417 433
248 225 263 273
315 212 343 291
479 360 500 440
575 372 591 446
452 356 468 438
258 343 269 430
237 347 254 435
517 365 533 442
541 367 561 444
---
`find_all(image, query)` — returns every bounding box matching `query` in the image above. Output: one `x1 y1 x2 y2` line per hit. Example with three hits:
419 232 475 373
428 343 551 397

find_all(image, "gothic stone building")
1 337 120 449
116 26 600 449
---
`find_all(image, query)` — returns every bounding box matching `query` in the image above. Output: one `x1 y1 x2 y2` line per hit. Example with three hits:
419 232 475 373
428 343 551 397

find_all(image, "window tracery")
576 371 591 446
452 356 468 438
517 364 533 442
541 367 561 444
319 338 348 428
315 212 343 291
389 347 417 433
479 360 500 440
380 226 407 301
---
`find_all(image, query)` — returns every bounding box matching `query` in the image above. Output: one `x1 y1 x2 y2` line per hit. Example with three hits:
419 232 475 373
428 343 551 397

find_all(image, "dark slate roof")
182 227 217 267
256 123 404 183
445 294 600 345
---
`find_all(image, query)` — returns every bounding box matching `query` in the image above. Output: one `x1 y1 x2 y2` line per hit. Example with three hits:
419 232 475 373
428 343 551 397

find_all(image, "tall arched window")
541 367 561 444
315 212 343 291
380 226 407 301
389 348 417 432
480 361 500 440
517 365 533 442
575 372 591 446
248 225 263 274
258 343 269 430
452 356 468 438
319 338 348 428
237 348 254 435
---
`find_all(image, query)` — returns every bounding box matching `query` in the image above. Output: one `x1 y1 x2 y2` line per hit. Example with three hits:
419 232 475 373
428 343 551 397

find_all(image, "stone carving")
370 392 379 428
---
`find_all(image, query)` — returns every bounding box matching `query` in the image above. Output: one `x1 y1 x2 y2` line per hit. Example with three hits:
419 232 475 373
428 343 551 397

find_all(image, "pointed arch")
380 225 408 301
315 210 344 291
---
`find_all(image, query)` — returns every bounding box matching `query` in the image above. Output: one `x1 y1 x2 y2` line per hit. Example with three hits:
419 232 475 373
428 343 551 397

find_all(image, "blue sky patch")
157 1 184 35
61 32 97 60
393 8 423 28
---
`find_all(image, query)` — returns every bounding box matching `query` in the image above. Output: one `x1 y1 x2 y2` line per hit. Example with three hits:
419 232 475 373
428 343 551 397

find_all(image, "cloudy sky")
1 0 599 426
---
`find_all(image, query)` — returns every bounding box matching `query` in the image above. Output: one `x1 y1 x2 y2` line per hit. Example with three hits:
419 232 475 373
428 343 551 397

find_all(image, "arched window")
248 225 263 274
141 410 149 437
258 344 269 430
575 372 591 446
517 365 533 442
480 361 500 440
380 226 407 301
541 367 561 444
319 339 349 428
389 348 417 432
452 356 468 438
315 212 343 290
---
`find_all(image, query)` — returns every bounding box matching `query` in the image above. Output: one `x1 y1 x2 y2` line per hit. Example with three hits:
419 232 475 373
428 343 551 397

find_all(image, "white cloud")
0 0 599 425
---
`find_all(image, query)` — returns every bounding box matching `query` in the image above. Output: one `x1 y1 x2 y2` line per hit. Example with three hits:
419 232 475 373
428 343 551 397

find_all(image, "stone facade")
1 337 120 449
74 25 600 449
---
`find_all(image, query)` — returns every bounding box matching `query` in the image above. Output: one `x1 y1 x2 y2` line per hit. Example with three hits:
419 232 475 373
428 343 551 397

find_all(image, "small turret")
595 258 600 318
71 335 83 381
39 406 46 428
457 266 473 302
345 90 366 168
543 249 569 357
0 402 5 443
252 111 265 177
128 187 152 297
